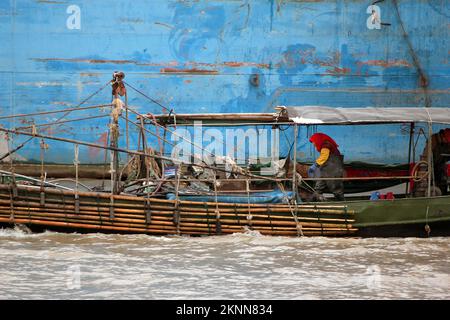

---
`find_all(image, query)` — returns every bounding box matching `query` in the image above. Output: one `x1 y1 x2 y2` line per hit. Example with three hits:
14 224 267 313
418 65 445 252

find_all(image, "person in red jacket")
308 133 345 201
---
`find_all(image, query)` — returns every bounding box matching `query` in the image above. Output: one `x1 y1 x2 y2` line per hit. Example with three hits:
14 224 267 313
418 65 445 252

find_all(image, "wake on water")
0 226 449 299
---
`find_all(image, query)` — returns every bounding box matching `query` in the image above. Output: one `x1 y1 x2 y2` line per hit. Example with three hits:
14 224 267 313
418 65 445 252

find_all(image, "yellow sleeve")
316 148 330 166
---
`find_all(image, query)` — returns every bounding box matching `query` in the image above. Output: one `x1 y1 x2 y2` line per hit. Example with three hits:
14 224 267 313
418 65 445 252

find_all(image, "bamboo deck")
0 184 357 237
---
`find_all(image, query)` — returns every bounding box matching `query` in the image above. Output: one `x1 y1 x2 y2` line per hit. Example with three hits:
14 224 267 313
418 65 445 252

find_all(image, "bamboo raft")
0 184 357 237
2 73 448 238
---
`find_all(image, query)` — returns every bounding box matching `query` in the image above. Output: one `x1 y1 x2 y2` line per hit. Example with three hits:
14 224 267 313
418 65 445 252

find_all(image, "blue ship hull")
0 0 449 165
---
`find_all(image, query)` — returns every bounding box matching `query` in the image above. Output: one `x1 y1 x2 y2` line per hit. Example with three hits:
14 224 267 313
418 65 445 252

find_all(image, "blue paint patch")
0 0 448 164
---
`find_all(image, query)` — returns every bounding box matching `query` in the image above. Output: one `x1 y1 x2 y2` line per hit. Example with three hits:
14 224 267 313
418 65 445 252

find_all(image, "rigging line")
119 115 177 149
0 104 112 121
132 111 267 163
0 126 279 183
15 114 110 131
0 136 34 161
47 179 93 192
126 105 265 165
123 80 171 113
52 80 111 125
125 105 224 161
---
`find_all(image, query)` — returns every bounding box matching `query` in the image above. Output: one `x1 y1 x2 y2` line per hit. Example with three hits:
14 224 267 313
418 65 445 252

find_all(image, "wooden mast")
110 71 126 194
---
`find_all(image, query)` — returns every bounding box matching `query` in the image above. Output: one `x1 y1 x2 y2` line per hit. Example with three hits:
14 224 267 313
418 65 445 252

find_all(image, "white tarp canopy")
283 106 450 125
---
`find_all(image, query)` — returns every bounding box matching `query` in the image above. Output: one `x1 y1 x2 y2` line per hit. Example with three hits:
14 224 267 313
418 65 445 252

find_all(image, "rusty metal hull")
0 0 449 165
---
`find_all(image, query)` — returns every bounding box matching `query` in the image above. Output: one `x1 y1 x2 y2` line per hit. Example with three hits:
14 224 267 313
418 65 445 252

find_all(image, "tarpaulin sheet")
284 106 450 125
166 190 294 204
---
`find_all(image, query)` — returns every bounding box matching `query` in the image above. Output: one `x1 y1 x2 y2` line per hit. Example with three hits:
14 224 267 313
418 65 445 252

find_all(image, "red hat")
309 133 339 152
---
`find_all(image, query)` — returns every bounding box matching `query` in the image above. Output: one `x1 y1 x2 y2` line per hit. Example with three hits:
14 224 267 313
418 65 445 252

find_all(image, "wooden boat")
0 77 449 237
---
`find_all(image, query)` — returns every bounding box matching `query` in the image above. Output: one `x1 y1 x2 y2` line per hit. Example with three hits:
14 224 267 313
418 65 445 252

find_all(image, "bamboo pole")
0 204 354 231
0 201 354 230
0 192 354 220
0 204 352 230
0 213 356 236
0 201 355 230
0 184 356 212
0 214 356 237
0 210 354 234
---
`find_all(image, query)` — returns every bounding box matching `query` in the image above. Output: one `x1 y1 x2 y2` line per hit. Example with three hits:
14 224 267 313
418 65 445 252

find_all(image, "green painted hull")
345 196 450 237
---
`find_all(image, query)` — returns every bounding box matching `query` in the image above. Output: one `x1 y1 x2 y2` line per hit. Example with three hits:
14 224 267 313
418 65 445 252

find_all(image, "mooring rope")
74 144 80 214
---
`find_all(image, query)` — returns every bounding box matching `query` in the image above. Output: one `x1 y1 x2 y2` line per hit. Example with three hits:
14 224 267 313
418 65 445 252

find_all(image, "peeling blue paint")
0 0 448 164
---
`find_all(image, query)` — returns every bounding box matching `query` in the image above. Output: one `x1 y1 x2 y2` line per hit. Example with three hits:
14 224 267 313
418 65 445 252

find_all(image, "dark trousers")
314 154 345 201
315 179 345 201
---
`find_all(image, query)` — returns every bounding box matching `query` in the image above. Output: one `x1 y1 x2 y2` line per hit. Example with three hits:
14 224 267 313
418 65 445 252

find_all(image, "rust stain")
33 58 270 70
37 0 67 3
221 61 270 69
314 52 341 68
33 58 138 65
326 67 351 75
89 132 108 159
184 80 192 84
33 58 180 67
358 59 411 68
80 72 101 77
182 61 270 69
160 68 218 74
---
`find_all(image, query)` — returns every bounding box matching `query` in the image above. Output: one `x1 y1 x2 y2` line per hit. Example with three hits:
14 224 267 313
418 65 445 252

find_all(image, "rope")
245 179 253 229
109 195 115 221
5 131 18 222
145 112 163 154
109 150 115 195
123 80 171 113
74 144 80 214
14 114 109 131
424 205 431 237
174 164 182 235
5 133 18 200
119 114 177 148
0 136 34 161
204 202 211 235
39 139 47 206
316 203 323 236
48 179 93 192
126 105 237 169
0 126 281 184
52 81 111 126
267 207 274 233
213 174 221 235
234 204 240 226
9 184 15 221
145 198 152 225
0 104 111 121
97 195 102 226
411 160 429 182
278 182 303 237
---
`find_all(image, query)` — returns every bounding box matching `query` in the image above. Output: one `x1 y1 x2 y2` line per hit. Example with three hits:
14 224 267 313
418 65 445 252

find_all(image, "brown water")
0 227 449 300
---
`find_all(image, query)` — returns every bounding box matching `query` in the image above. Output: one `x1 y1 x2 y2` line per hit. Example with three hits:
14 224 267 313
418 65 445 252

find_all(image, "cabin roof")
144 107 450 126
283 106 450 125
